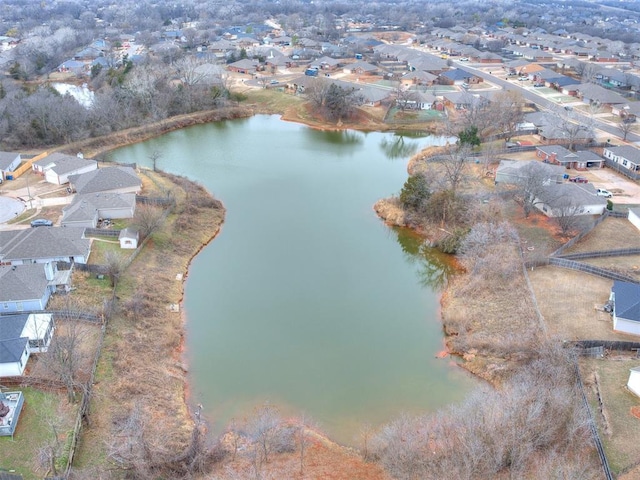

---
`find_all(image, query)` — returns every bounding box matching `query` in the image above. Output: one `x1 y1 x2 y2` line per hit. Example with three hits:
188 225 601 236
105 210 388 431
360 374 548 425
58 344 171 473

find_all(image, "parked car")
568 176 588 183
533 83 545 87
459 57 469 62
518 76 529 81
596 188 612 198
30 219 53 227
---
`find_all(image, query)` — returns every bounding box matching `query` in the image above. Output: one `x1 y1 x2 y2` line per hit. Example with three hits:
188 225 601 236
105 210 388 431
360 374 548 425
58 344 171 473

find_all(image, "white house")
610 281 640 336
61 192 136 228
33 152 98 185
629 208 640 232
535 183 607 217
0 338 29 376
628 367 640 398
603 146 640 175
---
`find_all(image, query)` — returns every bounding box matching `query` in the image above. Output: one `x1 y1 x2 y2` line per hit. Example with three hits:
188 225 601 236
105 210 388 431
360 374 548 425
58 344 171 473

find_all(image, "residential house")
57 59 85 74
119 228 139 249
61 192 136 228
0 313 55 353
611 102 640 122
0 337 29 376
628 208 640 231
344 61 379 76
536 145 604 169
400 71 437 87
438 68 481 86
576 84 628 108
314 56 342 71
610 281 640 336
603 145 640 174
442 92 474 110
0 264 53 313
227 59 259 74
33 153 98 185
68 166 142 195
0 227 91 265
0 152 20 181
628 367 640 397
494 160 565 185
535 183 607 217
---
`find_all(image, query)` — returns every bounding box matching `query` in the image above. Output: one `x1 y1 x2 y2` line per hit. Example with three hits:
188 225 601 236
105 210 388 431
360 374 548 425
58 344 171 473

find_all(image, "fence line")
604 158 640 180
548 257 639 283
0 310 102 323
0 376 67 390
573 359 614 480
573 340 640 351
551 212 609 257
557 247 640 260
83 228 121 238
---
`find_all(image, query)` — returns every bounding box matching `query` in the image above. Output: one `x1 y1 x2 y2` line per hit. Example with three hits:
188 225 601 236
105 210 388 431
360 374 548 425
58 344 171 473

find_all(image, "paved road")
460 64 640 145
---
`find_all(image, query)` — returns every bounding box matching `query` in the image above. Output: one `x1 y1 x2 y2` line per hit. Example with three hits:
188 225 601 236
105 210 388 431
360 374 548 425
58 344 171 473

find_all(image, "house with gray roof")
576 84 628 107
603 145 640 175
0 337 29 376
0 313 54 354
0 152 20 181
68 166 141 195
0 227 90 265
0 264 52 313
536 145 604 169
495 160 565 185
33 153 98 185
610 281 640 336
535 183 607 217
61 192 136 228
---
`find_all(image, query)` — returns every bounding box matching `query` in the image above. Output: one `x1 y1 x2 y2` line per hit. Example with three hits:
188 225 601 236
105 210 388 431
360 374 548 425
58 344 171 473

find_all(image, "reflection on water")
379 135 420 160
306 128 365 146
394 227 458 290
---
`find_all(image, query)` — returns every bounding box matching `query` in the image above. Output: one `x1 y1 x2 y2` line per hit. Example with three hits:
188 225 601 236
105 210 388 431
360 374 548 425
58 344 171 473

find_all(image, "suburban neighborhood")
4 0 640 477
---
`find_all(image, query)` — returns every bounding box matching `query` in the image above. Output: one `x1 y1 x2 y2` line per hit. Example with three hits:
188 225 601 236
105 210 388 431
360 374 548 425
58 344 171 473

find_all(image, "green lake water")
113 115 475 444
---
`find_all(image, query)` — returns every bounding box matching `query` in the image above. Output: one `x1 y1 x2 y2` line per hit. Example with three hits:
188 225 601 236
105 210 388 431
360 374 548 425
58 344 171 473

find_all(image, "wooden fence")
9 151 49 179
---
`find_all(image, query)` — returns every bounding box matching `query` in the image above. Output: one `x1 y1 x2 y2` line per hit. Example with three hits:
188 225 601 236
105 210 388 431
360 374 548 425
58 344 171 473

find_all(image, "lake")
113 115 474 444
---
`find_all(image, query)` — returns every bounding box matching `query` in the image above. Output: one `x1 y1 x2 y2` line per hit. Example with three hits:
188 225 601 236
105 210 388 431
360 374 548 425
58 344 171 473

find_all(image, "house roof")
0 314 29 340
348 60 378 72
543 182 606 206
496 160 565 181
537 144 575 158
34 153 97 176
576 83 628 105
0 151 19 171
0 227 90 263
0 264 48 302
62 192 136 224
0 337 28 364
613 281 640 322
68 166 141 194
440 68 472 81
605 145 640 164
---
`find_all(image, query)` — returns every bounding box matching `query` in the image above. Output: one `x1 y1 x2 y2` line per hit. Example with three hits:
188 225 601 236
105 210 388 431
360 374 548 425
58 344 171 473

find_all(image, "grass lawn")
0 388 78 479
581 356 640 477
87 239 127 265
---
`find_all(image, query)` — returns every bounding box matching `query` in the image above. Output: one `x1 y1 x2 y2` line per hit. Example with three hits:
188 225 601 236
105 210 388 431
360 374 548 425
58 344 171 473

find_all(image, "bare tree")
148 150 162 172
618 116 635 141
133 204 164 240
105 251 126 288
514 162 561 218
438 144 472 195
394 84 418 111
40 317 88 403
550 197 585 236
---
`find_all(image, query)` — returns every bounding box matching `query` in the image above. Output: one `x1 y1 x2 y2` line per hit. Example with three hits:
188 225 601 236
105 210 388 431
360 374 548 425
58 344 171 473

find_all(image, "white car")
596 188 612 198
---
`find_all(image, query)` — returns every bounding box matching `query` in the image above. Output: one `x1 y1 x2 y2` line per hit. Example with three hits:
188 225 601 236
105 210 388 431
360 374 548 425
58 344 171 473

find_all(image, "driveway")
587 168 640 205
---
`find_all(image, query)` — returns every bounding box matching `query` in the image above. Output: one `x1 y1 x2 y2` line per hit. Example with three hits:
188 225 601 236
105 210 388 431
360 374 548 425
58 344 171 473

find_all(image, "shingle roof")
0 314 29 341
68 166 141 194
62 192 136 224
0 151 19 171
0 264 48 302
34 153 96 176
0 227 90 263
613 281 640 322
0 337 28 364
605 145 640 164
